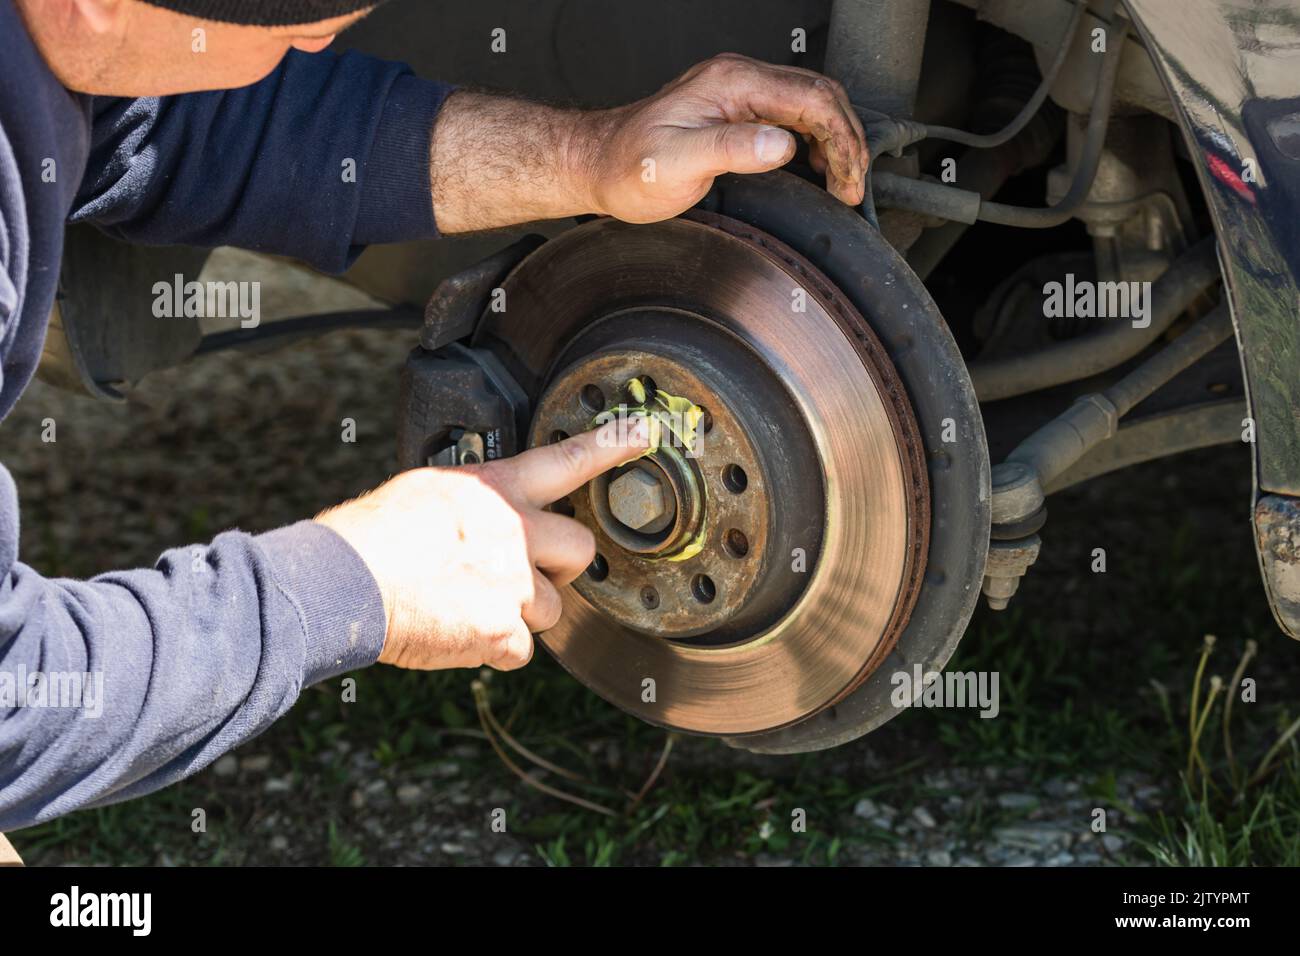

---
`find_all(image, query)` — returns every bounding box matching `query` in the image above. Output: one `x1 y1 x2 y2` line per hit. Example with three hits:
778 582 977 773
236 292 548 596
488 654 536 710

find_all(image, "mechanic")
0 0 867 832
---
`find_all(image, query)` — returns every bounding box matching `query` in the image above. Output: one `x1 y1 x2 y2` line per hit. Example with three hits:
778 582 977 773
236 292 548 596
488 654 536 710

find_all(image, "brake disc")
476 209 929 738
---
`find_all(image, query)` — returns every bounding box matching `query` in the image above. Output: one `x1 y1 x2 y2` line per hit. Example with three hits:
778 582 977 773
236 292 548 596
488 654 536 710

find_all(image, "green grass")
1143 772 1300 866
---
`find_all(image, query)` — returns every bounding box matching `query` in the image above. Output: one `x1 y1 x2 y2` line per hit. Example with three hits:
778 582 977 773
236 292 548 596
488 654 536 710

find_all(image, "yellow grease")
596 379 707 561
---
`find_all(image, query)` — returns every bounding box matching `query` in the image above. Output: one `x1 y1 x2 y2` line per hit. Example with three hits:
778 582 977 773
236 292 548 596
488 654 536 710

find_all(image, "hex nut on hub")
608 467 670 531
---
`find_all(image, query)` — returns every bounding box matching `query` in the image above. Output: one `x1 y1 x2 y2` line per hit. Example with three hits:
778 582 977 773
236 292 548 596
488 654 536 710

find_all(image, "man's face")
19 0 372 96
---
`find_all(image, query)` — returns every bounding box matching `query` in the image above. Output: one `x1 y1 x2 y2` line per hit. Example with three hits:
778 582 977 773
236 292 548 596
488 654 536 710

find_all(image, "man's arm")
0 460 388 829
429 53 867 234
0 416 644 830
1 49 458 831
73 49 865 261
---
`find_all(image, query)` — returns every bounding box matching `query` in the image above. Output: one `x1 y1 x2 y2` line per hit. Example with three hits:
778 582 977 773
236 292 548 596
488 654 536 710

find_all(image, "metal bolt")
981 535 1041 611
608 468 668 531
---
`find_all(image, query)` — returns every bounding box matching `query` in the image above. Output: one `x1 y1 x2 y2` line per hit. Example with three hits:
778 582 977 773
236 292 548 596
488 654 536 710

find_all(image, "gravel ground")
166 735 1157 867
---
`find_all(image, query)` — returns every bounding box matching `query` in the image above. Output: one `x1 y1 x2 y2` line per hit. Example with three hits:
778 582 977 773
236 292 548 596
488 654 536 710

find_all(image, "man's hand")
315 417 650 671
431 53 867 233
584 53 867 223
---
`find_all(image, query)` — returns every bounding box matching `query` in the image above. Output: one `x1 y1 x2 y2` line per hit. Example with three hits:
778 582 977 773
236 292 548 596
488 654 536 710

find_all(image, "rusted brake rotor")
476 211 929 738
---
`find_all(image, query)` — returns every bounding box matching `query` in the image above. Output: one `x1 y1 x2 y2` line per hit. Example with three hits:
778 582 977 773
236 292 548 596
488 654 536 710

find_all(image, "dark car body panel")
1126 0 1300 636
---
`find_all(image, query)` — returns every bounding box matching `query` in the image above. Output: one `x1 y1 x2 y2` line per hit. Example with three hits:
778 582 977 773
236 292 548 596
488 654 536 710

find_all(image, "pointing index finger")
514 416 652 508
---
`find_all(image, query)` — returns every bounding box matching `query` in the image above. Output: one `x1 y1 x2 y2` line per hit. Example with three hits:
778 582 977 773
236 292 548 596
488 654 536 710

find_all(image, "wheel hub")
481 210 930 737
531 340 792 642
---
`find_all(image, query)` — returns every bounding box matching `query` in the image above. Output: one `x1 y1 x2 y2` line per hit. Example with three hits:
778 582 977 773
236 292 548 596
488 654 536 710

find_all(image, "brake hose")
978 11 1130 228
922 1 1087 150
870 2 1131 230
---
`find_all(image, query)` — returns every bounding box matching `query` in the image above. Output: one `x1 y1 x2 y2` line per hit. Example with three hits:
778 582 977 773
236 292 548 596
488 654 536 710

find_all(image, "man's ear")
69 0 125 34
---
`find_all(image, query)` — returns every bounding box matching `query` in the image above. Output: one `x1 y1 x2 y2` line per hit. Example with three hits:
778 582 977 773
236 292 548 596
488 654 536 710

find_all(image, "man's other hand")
315 417 650 671
584 52 868 223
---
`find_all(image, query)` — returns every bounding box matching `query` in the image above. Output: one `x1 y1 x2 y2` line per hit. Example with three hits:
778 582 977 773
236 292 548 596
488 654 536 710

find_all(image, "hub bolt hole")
636 376 658 399
723 529 750 558
699 406 714 434
640 585 660 610
551 497 575 518
691 574 717 604
588 553 609 582
549 429 569 444
580 384 606 414
722 463 748 494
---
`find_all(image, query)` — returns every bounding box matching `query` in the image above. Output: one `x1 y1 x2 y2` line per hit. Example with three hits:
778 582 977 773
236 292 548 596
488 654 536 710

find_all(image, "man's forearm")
431 91 610 234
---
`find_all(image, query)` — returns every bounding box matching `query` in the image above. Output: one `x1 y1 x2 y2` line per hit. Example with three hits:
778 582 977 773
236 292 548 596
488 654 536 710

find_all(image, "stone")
212 755 238 778
993 824 1072 851
996 792 1040 810
911 806 937 829
853 798 878 819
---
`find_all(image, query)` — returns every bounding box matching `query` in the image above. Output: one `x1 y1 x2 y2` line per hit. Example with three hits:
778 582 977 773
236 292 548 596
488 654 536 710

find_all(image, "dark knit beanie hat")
139 0 386 26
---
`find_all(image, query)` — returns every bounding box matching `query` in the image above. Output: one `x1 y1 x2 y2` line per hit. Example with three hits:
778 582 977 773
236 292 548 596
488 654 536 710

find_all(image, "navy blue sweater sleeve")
0 465 387 828
71 48 455 272
0 40 450 831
